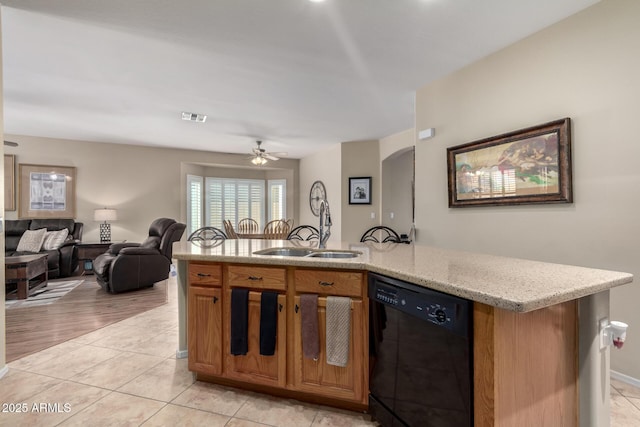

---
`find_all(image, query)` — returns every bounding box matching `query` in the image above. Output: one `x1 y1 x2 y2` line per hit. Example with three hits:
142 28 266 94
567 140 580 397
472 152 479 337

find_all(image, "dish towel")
326 296 351 367
300 294 319 360
259 291 278 356
230 288 249 356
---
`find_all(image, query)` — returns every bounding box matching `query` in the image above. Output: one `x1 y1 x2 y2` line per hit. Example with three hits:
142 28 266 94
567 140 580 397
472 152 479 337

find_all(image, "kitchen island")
172 239 633 426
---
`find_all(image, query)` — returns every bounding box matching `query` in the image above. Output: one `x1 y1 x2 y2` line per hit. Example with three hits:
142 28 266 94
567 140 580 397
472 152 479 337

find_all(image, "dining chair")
360 226 401 243
188 226 227 242
237 218 260 234
287 225 319 241
263 219 291 239
223 220 239 239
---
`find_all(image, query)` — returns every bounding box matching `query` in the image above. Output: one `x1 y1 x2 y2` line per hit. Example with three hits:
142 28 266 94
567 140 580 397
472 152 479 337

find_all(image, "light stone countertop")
172 239 633 312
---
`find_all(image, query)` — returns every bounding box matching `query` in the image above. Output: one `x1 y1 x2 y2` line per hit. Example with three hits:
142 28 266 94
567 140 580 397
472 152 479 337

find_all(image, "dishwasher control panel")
369 273 470 336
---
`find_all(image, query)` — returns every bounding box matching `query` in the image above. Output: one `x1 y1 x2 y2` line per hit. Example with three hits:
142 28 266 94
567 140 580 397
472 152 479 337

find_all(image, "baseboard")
176 349 188 359
611 369 640 388
0 365 8 380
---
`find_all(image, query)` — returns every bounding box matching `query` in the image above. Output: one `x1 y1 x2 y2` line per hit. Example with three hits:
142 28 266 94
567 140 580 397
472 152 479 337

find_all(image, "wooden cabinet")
187 263 223 375
224 265 288 387
291 269 368 405
223 290 287 388
187 261 368 408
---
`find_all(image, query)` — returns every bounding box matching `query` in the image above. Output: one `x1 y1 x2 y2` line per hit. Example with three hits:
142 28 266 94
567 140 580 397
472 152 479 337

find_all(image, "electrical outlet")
370 212 375 219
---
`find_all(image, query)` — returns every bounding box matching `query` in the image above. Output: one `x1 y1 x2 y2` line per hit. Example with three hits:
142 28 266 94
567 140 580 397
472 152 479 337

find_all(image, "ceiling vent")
181 112 207 123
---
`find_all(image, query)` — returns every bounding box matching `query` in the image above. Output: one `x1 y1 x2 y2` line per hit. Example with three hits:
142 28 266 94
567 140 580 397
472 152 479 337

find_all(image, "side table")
76 242 111 275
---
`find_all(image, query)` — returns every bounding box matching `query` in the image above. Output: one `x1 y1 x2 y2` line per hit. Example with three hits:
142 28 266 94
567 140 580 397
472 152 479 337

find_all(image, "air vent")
181 111 207 123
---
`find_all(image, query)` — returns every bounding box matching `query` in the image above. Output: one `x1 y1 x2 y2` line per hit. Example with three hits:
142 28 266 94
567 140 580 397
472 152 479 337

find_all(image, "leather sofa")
5 219 83 278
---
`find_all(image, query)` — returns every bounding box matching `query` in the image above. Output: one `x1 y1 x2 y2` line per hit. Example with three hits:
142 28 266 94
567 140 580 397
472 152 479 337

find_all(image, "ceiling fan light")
251 156 267 166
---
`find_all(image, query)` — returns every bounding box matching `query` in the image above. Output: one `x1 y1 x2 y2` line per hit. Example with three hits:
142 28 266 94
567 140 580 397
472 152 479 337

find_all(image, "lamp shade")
94 208 118 222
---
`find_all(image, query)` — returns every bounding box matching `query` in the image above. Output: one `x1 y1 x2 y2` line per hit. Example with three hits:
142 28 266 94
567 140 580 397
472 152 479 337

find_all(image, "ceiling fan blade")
4 140 18 147
263 154 280 161
267 151 287 158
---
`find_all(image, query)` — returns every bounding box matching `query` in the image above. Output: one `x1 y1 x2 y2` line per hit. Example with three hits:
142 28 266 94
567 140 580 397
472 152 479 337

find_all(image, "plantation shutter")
186 175 203 235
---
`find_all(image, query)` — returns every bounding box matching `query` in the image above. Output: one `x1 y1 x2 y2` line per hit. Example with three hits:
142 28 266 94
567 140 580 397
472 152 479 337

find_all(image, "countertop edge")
173 242 634 313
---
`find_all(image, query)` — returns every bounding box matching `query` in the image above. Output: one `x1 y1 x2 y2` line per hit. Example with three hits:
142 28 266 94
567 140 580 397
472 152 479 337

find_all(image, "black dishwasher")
368 272 473 427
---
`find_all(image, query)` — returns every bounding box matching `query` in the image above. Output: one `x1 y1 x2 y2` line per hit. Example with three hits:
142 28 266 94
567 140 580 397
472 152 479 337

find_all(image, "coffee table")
5 254 49 300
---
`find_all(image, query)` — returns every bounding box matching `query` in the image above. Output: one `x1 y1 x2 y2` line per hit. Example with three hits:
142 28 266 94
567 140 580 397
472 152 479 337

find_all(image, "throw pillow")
16 228 47 253
42 228 70 250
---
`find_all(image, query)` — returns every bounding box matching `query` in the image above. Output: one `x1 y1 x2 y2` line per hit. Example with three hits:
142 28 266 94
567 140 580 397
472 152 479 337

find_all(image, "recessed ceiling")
1 0 599 158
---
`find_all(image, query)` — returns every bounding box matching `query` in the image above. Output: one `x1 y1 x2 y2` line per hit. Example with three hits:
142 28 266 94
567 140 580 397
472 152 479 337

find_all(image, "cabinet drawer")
227 265 286 291
189 263 222 286
294 270 364 297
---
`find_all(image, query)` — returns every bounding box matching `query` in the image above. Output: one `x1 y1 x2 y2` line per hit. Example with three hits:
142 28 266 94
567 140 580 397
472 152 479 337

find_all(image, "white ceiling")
1 0 599 159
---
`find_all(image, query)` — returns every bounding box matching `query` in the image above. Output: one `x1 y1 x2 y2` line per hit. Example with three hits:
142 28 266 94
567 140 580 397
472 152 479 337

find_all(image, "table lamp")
94 208 117 243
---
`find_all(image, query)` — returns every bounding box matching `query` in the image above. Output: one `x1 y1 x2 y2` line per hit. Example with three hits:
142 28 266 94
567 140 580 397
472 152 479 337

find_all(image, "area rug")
5 279 84 309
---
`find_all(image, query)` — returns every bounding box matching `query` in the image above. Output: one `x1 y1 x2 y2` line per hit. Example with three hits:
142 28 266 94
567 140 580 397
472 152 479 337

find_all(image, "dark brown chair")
93 218 185 293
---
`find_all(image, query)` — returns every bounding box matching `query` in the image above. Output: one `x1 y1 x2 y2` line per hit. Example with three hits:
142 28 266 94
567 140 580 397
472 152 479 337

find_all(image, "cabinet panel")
188 286 222 375
228 265 286 291
224 290 287 388
294 269 364 297
189 263 222 287
292 295 367 403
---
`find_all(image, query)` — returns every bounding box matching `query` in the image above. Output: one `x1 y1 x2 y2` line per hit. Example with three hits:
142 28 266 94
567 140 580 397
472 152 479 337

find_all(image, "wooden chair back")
263 219 291 240
223 220 238 239
237 218 259 234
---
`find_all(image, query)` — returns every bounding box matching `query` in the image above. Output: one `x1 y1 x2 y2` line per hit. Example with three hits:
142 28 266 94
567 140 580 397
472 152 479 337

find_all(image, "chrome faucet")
318 199 332 249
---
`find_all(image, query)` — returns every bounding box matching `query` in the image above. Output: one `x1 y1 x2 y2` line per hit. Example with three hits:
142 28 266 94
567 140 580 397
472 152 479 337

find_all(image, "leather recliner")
93 218 185 294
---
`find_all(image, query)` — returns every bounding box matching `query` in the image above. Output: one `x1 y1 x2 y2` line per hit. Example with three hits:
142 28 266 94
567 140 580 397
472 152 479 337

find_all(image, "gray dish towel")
301 294 319 360
326 296 351 367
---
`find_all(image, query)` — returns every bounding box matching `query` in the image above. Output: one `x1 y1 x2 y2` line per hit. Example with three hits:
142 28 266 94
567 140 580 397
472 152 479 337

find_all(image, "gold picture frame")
18 163 77 219
4 154 16 211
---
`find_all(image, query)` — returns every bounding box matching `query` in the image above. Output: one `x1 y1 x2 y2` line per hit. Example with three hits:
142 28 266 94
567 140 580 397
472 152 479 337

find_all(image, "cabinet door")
292 295 367 404
188 286 223 376
224 290 287 388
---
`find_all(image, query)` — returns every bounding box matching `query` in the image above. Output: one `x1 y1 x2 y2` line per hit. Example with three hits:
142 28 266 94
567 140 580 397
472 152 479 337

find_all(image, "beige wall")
0 7 6 375
415 0 640 379
298 143 342 240
5 135 299 243
341 140 380 243
381 148 414 236
380 129 415 238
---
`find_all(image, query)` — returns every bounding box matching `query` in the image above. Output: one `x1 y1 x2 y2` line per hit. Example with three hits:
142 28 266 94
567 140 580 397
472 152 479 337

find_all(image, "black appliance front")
368 272 473 427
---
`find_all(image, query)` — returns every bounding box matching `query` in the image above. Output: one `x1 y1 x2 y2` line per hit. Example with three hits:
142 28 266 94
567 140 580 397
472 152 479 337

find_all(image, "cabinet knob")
319 281 334 287
213 296 218 304
197 273 211 277
279 303 283 312
248 276 263 281
295 304 299 313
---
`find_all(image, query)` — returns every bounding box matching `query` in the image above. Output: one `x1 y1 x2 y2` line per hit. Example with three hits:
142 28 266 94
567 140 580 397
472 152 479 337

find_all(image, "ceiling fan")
248 140 286 166
4 140 18 147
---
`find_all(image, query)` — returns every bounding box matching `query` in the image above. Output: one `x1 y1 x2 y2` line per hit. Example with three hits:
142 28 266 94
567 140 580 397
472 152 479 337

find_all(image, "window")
186 175 203 236
268 179 286 222
205 178 265 229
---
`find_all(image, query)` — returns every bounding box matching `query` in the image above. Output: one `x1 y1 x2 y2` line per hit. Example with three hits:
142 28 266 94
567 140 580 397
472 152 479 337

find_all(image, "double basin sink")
253 247 361 259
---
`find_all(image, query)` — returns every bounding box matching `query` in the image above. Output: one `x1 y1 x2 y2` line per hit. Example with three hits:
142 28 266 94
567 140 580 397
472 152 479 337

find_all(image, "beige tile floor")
1 276 377 427
2 275 640 426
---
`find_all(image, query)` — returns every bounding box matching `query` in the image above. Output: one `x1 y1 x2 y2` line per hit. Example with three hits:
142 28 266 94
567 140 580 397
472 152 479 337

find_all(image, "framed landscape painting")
447 118 572 207
18 163 77 219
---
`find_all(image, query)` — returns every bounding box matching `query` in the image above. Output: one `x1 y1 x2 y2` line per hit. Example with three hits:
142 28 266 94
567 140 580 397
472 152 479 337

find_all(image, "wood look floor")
5 276 168 362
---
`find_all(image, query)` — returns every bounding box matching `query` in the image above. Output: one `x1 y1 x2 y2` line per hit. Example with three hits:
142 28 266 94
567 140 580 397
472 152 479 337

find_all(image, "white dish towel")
325 296 351 367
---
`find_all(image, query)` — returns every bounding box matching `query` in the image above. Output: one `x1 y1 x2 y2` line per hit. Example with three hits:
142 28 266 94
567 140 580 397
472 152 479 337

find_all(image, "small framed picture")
349 177 371 205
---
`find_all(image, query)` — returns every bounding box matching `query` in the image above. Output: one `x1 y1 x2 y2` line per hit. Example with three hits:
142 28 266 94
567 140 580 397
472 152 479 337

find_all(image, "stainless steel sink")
306 250 361 259
253 248 361 258
253 248 315 257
